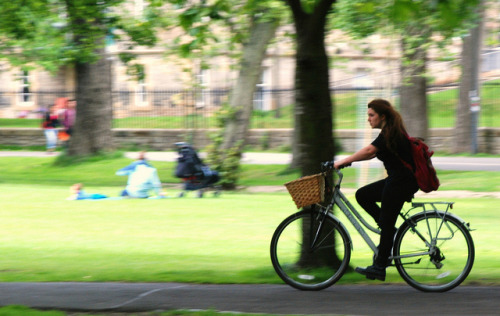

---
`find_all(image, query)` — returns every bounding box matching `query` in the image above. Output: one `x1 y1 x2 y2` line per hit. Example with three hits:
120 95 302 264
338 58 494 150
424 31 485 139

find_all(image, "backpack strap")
396 132 416 172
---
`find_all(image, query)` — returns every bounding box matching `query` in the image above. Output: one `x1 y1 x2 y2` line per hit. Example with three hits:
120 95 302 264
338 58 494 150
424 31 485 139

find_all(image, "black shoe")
355 264 386 281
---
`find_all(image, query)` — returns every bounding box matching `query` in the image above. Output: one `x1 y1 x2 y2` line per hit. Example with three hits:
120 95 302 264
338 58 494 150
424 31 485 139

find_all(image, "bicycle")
270 162 475 292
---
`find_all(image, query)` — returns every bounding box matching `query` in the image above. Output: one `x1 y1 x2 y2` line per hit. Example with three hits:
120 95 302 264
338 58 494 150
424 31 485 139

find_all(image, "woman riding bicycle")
334 99 418 281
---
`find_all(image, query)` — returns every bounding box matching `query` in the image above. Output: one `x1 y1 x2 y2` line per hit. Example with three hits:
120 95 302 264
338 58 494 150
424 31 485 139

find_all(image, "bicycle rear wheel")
393 212 474 292
270 209 351 291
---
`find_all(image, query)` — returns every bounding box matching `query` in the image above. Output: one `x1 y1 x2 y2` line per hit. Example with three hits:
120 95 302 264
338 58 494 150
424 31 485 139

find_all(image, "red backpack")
400 135 440 193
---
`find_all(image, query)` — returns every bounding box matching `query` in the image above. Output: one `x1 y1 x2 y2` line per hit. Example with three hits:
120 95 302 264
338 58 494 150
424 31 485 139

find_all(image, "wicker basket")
284 173 325 209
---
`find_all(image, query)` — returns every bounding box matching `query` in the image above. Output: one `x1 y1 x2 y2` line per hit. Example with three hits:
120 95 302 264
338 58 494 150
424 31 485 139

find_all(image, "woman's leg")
376 182 416 266
355 179 417 280
355 179 386 225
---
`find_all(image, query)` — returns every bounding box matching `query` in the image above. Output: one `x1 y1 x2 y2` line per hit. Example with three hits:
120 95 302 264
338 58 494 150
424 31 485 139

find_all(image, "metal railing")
1 83 498 129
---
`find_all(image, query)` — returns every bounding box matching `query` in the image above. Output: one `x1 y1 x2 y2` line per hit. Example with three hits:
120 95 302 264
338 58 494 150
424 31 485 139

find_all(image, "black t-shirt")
371 132 415 179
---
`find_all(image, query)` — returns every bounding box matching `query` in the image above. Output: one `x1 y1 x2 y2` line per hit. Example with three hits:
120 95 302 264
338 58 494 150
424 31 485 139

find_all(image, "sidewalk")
131 152 500 172
0 282 498 315
2 150 499 171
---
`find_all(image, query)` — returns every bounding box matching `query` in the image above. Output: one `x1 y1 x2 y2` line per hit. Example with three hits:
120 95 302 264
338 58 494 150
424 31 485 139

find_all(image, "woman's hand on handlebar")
334 161 351 170
321 160 351 171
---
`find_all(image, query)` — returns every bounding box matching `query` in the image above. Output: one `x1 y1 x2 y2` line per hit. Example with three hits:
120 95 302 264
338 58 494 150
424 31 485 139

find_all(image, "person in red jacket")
41 105 60 153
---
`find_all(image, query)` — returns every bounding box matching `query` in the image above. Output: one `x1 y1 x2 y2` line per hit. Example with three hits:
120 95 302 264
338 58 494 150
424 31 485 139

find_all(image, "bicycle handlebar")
321 161 344 186
320 160 335 171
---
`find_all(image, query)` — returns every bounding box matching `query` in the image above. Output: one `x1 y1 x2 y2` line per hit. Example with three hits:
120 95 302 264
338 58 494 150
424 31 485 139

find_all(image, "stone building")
1 1 499 119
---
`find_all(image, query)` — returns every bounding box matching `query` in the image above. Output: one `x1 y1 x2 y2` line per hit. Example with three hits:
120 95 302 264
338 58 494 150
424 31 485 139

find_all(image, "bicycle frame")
322 170 380 256
320 169 460 261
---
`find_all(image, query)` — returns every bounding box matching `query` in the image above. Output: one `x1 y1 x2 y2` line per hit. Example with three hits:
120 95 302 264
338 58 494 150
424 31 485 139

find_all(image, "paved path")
126 152 500 172
2 151 499 171
0 282 499 315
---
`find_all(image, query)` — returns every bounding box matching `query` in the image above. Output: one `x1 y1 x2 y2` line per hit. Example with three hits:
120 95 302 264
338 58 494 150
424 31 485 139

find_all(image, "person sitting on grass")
116 151 165 199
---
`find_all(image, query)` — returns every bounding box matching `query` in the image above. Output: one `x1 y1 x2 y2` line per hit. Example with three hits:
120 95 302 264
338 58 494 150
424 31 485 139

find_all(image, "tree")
285 0 336 176
166 0 284 188
220 18 279 152
64 1 114 156
334 0 479 139
283 0 338 267
0 0 163 156
454 1 485 153
399 26 430 139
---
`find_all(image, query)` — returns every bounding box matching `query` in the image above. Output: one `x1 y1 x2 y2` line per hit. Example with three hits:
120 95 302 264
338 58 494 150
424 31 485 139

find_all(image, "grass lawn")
1 155 499 191
0 154 498 286
0 182 498 286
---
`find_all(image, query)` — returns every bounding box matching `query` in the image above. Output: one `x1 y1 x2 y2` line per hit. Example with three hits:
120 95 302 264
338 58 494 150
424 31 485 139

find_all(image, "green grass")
437 170 500 192
0 306 66 316
1 155 499 192
0 183 497 285
0 156 301 187
0 154 498 286
0 184 286 283
0 118 42 128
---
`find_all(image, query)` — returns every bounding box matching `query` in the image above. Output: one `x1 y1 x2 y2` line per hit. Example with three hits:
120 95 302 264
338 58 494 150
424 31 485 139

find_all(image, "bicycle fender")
408 211 473 231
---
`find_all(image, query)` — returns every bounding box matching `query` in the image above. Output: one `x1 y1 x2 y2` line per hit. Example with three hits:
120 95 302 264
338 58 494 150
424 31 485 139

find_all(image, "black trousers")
355 176 418 266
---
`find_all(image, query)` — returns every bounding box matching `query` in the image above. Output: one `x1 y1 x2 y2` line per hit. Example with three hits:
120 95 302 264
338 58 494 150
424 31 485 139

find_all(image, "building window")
196 69 209 108
254 68 271 111
19 70 32 103
136 79 148 106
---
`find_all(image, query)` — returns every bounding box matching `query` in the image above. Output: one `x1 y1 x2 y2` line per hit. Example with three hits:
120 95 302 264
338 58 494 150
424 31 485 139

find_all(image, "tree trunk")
68 44 114 156
454 4 484 153
292 10 335 176
221 19 278 151
399 30 428 140
286 0 337 267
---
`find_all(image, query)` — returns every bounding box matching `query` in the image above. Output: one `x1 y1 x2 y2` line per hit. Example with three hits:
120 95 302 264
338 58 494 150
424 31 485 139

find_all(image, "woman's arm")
334 144 378 169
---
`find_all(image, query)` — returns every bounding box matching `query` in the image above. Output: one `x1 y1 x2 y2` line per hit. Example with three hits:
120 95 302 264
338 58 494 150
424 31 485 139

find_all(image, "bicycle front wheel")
393 212 475 292
270 209 351 291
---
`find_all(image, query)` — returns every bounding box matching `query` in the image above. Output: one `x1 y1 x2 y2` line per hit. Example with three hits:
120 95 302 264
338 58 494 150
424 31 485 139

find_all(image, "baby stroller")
174 142 221 198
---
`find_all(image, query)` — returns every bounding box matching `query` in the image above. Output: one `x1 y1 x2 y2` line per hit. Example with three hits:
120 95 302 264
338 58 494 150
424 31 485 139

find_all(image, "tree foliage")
333 0 479 139
164 0 286 62
0 0 167 155
334 0 479 44
0 0 165 73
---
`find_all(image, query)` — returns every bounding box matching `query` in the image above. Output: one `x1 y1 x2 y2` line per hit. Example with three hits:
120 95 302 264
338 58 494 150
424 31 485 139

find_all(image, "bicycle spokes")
270 210 351 291
393 212 474 292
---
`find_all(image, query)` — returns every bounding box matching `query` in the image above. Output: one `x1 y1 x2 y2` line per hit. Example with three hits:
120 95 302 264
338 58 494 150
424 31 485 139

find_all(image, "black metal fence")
1 83 498 129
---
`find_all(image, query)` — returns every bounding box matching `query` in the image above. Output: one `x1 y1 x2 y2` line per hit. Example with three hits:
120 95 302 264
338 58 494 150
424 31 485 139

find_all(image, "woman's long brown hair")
368 99 408 153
